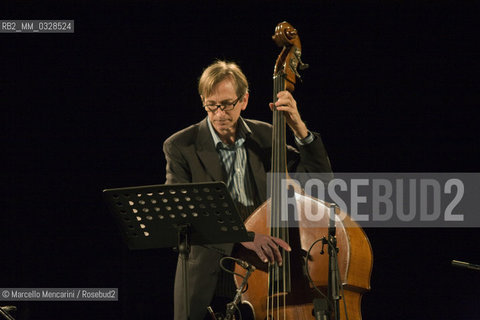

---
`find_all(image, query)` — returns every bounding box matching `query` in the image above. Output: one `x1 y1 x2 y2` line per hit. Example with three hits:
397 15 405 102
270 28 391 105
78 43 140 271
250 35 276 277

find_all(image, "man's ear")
241 92 249 111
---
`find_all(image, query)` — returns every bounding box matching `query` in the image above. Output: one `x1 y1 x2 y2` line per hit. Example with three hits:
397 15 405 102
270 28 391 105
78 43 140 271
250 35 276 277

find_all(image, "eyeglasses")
203 96 242 112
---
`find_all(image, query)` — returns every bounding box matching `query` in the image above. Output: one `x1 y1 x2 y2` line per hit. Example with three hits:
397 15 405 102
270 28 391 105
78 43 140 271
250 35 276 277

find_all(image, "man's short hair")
198 60 249 99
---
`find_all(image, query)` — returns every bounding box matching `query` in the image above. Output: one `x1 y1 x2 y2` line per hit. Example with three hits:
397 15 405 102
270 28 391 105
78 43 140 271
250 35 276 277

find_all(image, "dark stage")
2 1 479 319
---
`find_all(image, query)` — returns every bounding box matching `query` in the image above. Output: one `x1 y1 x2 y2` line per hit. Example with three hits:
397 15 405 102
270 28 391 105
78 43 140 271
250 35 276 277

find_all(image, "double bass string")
279 73 288 320
268 73 276 319
276 72 281 319
271 73 279 319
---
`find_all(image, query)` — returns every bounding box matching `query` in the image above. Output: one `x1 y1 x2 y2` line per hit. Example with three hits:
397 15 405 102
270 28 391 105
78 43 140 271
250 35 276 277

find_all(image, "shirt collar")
207 116 251 149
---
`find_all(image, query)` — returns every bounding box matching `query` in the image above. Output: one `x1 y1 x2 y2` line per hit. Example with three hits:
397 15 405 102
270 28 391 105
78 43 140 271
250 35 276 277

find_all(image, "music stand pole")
176 224 191 319
328 204 341 320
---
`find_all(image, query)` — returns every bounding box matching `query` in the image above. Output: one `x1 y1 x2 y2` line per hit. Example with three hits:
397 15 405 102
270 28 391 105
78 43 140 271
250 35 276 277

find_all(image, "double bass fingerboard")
269 72 291 295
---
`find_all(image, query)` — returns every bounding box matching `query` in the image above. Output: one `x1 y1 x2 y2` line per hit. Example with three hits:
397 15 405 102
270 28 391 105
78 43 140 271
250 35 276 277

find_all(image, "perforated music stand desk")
103 181 253 319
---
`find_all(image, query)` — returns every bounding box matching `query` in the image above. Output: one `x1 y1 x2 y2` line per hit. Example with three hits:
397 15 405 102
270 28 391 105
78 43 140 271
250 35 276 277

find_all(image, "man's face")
202 79 248 137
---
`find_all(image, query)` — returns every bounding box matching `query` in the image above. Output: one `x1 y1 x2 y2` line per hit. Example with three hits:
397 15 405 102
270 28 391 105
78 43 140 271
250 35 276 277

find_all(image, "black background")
2 0 479 319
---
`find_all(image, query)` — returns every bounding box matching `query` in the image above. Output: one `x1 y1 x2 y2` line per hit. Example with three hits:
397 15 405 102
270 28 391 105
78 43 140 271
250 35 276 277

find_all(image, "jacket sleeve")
287 132 334 182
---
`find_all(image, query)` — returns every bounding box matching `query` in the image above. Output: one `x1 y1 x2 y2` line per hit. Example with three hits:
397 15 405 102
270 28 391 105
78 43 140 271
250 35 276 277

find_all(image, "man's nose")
214 107 227 114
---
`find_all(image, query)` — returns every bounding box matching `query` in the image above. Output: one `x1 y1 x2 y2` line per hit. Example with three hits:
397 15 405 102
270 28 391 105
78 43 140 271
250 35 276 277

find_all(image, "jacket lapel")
195 118 226 182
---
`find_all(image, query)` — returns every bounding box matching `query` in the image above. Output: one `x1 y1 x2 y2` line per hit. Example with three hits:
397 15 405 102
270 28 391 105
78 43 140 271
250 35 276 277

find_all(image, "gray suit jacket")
163 117 332 320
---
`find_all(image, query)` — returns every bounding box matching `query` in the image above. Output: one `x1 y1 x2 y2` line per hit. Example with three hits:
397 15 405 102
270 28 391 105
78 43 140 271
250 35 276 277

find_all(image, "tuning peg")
299 62 309 71
296 52 309 71
293 48 309 72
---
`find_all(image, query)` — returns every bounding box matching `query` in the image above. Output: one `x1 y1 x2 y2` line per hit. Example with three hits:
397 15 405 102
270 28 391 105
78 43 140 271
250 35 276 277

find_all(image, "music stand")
103 181 253 320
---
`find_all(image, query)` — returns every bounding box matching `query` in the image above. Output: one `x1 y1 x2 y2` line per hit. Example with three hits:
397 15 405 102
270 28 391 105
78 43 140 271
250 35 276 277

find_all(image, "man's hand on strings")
240 232 291 266
269 91 309 139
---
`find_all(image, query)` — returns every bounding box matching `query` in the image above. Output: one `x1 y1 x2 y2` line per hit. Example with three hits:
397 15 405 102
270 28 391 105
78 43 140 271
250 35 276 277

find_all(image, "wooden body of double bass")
234 192 373 320
233 21 373 320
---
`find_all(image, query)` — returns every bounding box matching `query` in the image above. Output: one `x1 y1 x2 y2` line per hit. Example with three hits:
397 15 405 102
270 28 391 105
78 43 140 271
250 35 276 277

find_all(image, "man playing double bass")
163 60 333 320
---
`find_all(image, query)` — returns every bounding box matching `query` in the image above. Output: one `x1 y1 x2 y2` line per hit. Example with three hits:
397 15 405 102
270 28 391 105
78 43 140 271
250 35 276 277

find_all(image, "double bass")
234 22 373 320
